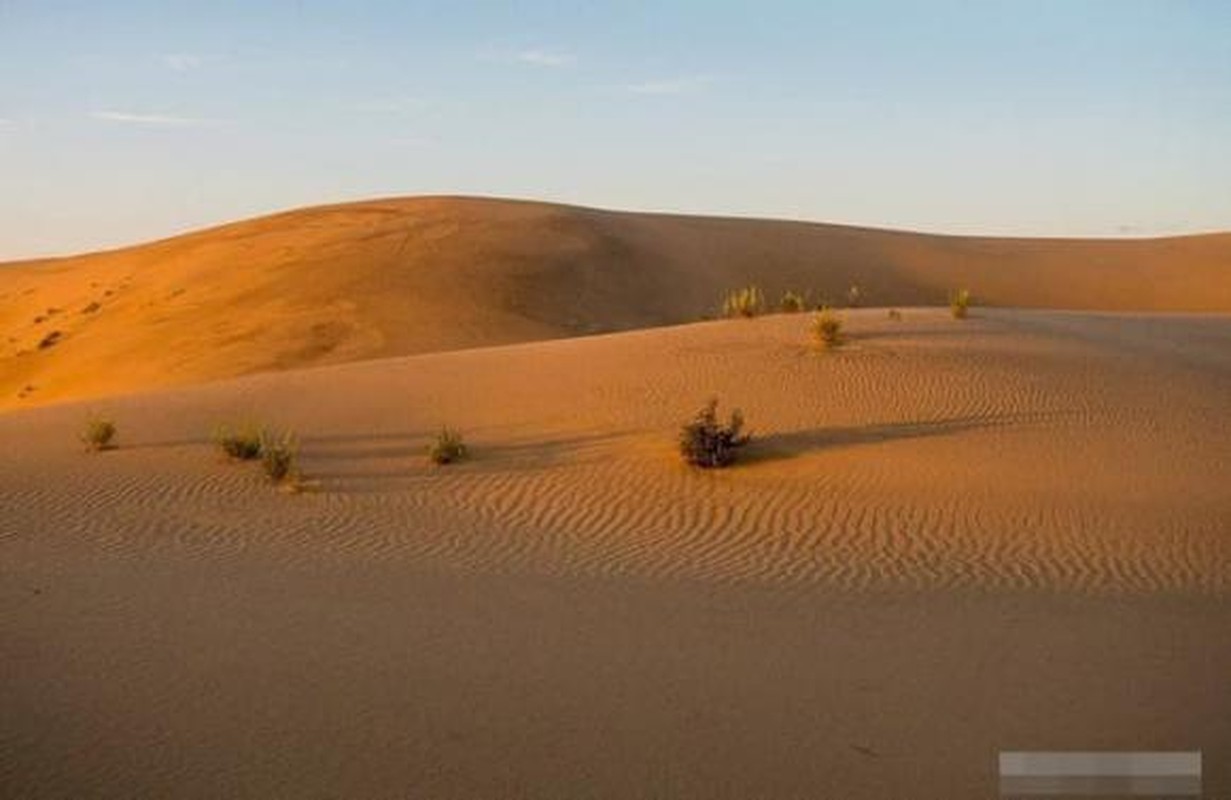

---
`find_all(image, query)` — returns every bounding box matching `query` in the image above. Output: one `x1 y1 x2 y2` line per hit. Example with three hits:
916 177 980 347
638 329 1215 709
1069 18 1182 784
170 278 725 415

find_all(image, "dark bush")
678 399 750 468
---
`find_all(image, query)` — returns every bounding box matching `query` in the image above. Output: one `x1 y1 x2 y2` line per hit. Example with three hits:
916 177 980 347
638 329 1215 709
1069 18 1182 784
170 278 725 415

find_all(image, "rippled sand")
2 309 1228 797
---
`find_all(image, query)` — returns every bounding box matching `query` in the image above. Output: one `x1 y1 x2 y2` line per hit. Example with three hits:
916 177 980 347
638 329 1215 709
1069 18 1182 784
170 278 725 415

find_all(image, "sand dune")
3 195 1230 408
3 309 1228 592
2 309 1229 797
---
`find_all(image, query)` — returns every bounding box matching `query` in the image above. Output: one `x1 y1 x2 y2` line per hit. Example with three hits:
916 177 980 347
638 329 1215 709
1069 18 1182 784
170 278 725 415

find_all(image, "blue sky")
1 1 1229 259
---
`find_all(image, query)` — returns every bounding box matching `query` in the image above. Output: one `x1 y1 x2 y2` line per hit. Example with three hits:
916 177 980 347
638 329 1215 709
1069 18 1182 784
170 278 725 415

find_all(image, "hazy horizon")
2 0 1229 260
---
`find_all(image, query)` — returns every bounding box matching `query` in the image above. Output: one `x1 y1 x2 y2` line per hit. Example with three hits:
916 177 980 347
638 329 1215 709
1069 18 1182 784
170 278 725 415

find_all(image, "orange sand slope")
4 309 1228 594
3 310 1230 798
2 196 1230 408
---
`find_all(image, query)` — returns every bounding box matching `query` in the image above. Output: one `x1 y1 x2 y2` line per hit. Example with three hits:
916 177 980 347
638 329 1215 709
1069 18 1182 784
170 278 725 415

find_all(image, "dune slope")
3 309 1228 593
2 310 1229 798
2 195 1230 408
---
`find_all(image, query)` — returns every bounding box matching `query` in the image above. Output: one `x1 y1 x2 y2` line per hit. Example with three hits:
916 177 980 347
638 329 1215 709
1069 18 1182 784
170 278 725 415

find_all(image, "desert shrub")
722 286 765 318
888 308 903 321
428 426 466 465
214 424 263 461
260 430 298 484
678 399 750 468
812 307 844 348
779 290 806 313
950 288 972 319
81 416 116 451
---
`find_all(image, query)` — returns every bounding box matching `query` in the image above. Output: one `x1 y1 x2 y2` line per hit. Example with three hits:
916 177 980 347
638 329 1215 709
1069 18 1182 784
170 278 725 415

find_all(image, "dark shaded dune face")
1 195 1229 408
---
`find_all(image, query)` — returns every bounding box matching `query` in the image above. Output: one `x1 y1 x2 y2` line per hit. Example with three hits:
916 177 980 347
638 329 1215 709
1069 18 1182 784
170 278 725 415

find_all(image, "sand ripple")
2 310 1228 594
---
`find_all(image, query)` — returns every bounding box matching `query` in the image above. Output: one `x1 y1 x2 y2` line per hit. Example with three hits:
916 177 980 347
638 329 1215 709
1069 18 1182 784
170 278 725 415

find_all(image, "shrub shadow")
302 429 633 488
741 411 1048 465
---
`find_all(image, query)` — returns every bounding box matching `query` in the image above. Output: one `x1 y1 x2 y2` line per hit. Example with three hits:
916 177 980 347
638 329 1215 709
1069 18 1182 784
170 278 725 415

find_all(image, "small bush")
779 290 806 314
214 424 263 461
679 399 750 469
887 308 903 321
81 416 116 451
428 426 466 465
812 307 844 348
950 288 972 319
260 430 298 484
722 286 765 318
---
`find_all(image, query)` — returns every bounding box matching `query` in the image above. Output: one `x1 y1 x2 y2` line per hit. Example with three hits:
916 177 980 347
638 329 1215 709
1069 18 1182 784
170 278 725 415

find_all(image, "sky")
1 0 1230 259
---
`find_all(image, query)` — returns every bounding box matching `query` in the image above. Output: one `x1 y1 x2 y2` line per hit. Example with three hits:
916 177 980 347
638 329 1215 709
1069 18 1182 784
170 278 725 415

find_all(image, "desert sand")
2 304 1229 797
3 196 1231 409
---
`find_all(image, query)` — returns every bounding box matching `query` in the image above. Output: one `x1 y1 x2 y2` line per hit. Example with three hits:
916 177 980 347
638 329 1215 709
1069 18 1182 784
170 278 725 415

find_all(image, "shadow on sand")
301 429 634 486
740 411 1051 465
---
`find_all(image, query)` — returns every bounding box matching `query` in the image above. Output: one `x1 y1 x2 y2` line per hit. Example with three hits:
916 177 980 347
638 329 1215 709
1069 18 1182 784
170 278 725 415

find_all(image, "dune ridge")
2 195 1230 409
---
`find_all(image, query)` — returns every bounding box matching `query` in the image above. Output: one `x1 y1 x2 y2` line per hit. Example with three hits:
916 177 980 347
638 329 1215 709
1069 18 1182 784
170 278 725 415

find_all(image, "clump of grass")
722 285 765 318
678 399 750 469
950 288 972 319
812 307 845 348
260 430 298 484
887 308 903 322
214 424 263 461
847 284 862 308
779 290 806 313
80 416 116 452
428 426 466 465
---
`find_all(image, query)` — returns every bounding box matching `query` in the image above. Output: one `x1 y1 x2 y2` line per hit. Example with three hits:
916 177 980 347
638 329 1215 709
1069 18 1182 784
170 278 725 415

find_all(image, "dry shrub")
428 427 466 465
950 288 972 319
81 416 116 451
679 399 750 468
812 307 844 348
722 286 765 318
214 424 263 461
260 430 299 484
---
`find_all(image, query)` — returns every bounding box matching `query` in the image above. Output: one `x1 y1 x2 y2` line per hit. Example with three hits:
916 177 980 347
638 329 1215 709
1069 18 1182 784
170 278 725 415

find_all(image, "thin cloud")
515 48 574 68
478 46 575 68
161 53 205 71
89 110 227 128
624 76 712 95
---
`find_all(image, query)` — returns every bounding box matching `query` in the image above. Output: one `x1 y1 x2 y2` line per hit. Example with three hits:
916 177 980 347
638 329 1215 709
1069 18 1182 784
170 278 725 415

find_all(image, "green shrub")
81 416 116 452
812 307 844 348
779 290 806 313
950 288 972 319
678 399 750 469
722 286 765 318
428 426 466 465
260 430 298 484
214 424 263 461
